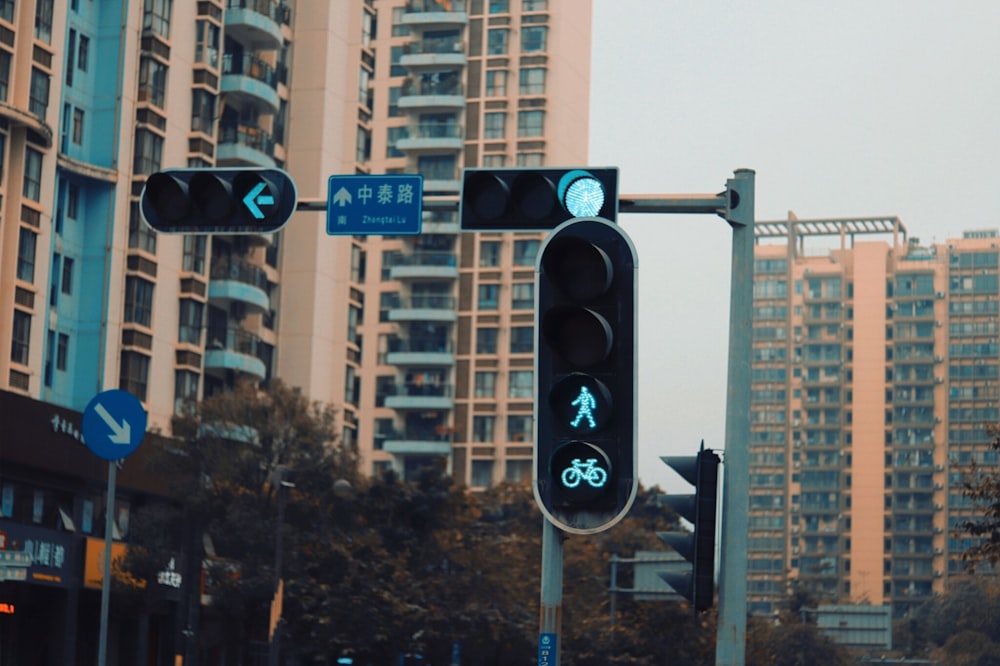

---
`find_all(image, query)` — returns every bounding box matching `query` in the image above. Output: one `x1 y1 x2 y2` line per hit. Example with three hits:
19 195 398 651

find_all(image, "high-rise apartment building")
0 1 591 659
748 214 998 618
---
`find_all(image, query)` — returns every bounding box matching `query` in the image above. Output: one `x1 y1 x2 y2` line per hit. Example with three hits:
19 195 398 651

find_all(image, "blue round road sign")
82 389 147 461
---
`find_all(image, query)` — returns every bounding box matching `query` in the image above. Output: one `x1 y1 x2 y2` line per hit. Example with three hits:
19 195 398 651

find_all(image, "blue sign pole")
82 389 147 666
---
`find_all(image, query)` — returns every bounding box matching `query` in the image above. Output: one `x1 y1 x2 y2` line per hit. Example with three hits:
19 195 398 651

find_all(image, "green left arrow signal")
243 182 275 219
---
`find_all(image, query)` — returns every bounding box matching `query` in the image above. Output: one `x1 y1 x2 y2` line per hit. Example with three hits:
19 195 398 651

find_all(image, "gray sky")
588 0 1000 492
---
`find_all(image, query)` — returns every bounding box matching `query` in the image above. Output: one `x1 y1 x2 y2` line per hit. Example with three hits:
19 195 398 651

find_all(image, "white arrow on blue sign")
82 389 148 461
326 174 423 236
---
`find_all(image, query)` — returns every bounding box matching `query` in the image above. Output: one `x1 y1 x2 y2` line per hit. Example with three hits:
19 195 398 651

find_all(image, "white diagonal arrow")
94 403 132 445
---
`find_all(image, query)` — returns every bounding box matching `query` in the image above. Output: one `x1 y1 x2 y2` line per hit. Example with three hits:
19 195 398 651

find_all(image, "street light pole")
269 472 293 666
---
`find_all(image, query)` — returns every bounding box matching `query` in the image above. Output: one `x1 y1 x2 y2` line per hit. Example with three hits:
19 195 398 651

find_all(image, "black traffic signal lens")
463 171 509 221
190 172 234 222
511 171 558 221
144 173 191 223
550 373 612 434
542 306 612 367
541 236 612 301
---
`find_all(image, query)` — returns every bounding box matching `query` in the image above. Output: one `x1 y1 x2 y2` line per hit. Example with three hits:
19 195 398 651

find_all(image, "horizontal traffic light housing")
460 167 618 231
140 168 298 234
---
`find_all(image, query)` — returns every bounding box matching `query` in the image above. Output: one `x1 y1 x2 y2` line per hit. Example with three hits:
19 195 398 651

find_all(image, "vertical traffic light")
140 168 298 234
533 216 637 534
460 167 618 230
658 445 721 611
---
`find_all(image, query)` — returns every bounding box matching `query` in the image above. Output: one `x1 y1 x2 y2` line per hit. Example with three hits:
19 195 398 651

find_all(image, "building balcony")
225 0 288 51
396 123 463 153
217 123 277 167
388 252 459 280
383 383 454 410
399 81 465 112
382 436 452 457
221 53 280 113
400 39 467 69
208 259 270 313
403 0 468 29
205 327 267 380
421 178 461 194
386 338 455 366
420 212 460 234
388 295 457 323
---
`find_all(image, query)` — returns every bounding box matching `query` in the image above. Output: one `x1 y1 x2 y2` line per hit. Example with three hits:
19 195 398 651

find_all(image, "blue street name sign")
82 389 147 461
326 174 423 236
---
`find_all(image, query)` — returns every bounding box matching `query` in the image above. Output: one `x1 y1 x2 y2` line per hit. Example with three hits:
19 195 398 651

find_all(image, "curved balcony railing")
222 53 279 89
211 258 268 289
218 123 276 159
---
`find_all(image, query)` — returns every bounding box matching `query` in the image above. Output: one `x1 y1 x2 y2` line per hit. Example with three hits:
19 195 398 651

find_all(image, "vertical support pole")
98 461 117 666
716 168 755 665
609 554 618 627
539 518 563 665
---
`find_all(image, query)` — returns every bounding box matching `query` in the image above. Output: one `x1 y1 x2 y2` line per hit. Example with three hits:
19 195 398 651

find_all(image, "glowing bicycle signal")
561 458 609 489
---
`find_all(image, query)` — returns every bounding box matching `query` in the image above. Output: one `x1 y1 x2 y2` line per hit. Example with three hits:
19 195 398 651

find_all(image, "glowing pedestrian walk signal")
533 217 637 534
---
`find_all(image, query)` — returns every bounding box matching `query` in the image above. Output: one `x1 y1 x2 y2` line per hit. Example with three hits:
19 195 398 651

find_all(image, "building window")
66 30 77 86
120 351 150 401
509 371 533 398
191 89 216 135
476 328 498 354
519 67 546 95
133 129 163 175
347 305 361 345
174 370 199 414
143 0 172 39
182 235 206 273
23 147 43 201
390 7 410 36
386 126 406 158
474 371 497 398
128 203 157 254
478 284 499 309
471 460 494 487
72 108 84 145
521 26 547 53
487 29 509 55
510 325 533 352
472 416 495 442
485 70 507 97
56 332 69 371
11 310 30 365
17 228 37 282
484 112 506 139
138 57 168 108
78 35 90 72
67 182 79 219
0 1 12 23
480 241 501 267
124 276 154 327
517 110 544 137
513 239 539 266
417 154 456 182
34 0 54 43
508 414 531 441
194 19 220 68
482 154 506 167
489 0 509 12
178 299 203 344
523 0 548 10
29 68 50 118
517 152 544 167
61 257 74 294
511 283 534 310
0 50 10 101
